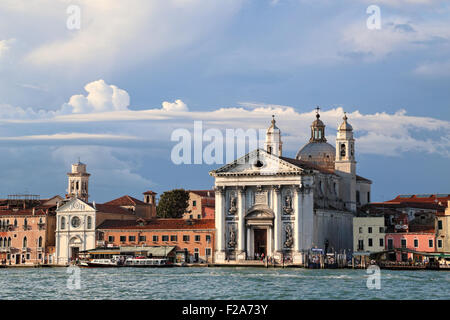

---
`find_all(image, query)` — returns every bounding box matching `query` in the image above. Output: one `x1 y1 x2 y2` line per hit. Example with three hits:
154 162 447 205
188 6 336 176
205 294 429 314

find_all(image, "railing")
22 247 28 252
23 225 31 231
37 247 43 252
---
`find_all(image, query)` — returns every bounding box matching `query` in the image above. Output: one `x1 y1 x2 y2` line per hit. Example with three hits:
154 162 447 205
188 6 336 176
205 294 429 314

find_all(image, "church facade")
210 110 372 264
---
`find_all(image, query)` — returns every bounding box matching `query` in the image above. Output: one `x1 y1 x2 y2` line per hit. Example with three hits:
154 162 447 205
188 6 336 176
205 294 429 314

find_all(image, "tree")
156 189 190 218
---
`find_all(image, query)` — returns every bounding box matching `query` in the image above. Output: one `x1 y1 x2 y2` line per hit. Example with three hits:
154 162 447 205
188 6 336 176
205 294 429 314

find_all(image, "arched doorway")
245 205 274 260
69 236 83 261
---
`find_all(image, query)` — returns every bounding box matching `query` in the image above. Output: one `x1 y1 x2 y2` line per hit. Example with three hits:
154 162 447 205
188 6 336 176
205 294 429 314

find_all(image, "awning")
119 246 176 257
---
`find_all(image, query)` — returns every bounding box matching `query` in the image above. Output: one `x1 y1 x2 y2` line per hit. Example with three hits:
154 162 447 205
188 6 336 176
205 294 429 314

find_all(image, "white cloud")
162 99 188 112
15 0 243 70
340 18 450 61
64 79 130 114
0 81 449 159
51 145 155 196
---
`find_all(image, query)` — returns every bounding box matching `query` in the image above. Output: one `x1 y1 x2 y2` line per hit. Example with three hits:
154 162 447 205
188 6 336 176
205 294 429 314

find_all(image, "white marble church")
209 110 372 264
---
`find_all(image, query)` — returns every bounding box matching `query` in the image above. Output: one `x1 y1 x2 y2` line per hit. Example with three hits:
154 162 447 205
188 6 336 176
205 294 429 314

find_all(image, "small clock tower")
67 160 90 202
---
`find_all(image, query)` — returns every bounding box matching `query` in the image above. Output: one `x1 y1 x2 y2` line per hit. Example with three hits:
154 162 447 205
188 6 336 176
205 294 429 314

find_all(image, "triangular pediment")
209 149 304 177
56 197 95 213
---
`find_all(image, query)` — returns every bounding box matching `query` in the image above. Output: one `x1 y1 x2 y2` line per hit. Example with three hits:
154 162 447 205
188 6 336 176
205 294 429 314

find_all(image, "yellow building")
353 216 386 253
436 201 450 253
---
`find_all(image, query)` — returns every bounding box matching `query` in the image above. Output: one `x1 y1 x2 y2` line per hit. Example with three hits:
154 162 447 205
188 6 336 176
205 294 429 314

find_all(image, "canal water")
0 267 448 300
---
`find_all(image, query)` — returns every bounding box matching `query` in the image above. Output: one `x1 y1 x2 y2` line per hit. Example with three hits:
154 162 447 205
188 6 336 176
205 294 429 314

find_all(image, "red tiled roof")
0 208 48 217
95 204 135 216
368 202 444 211
98 218 215 230
386 194 450 205
189 190 215 198
103 195 147 207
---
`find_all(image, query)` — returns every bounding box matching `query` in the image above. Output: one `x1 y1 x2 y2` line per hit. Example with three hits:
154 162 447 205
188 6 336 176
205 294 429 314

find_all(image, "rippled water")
0 267 448 300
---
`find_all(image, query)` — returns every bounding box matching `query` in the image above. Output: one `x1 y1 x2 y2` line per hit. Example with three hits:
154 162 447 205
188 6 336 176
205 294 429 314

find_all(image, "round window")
71 216 81 228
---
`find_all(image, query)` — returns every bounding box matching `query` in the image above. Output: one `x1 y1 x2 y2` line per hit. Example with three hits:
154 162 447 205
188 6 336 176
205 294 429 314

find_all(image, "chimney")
32 207 35 216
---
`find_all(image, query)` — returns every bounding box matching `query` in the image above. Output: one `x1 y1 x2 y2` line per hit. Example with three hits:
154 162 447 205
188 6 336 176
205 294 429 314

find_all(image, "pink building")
385 226 435 262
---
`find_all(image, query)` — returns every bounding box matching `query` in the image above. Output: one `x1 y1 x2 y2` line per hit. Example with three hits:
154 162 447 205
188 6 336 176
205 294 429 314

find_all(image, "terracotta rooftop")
188 190 215 198
103 195 147 207
0 207 51 217
367 202 445 211
386 194 450 206
98 218 215 230
95 204 135 216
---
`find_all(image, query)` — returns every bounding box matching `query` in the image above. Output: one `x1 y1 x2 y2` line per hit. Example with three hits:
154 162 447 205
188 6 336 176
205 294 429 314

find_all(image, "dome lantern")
309 107 327 143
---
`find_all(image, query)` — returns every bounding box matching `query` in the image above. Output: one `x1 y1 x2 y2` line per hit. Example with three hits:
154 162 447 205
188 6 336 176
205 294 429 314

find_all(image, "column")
237 187 246 261
247 227 252 259
273 185 282 261
214 186 226 262
267 227 273 256
293 185 303 264
303 184 314 250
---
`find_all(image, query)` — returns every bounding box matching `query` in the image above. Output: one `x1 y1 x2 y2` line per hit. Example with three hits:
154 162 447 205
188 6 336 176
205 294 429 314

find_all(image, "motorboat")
84 258 120 267
124 257 173 267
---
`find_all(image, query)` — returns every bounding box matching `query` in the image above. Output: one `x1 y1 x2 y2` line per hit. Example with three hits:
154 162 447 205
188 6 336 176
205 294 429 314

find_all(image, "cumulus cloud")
1 80 448 159
161 99 188 112
63 79 130 114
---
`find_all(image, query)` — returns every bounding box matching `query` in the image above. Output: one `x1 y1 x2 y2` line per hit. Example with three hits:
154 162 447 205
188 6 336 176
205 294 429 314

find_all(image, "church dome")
295 108 336 169
296 142 336 159
296 142 336 167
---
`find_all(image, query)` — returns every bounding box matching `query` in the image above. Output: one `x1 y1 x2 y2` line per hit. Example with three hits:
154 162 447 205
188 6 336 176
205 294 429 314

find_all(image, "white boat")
85 258 119 267
124 257 173 267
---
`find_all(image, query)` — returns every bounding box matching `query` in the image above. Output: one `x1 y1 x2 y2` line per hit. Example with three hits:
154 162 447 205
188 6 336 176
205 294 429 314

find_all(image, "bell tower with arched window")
67 160 90 202
335 112 357 211
265 115 282 157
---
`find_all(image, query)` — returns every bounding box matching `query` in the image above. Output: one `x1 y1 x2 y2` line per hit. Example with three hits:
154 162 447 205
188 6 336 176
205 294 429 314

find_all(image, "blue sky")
0 0 449 203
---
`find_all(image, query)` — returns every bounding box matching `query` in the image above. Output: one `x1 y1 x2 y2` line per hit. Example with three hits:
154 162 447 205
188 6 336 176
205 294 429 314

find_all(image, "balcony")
23 225 31 231
37 247 43 252
22 247 28 252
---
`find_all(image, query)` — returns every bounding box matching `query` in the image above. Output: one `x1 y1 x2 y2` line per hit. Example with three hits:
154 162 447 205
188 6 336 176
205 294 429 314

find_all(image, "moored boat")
124 257 173 267
84 258 120 267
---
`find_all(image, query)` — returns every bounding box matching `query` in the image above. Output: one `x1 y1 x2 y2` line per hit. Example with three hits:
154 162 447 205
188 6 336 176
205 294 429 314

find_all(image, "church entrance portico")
245 206 274 260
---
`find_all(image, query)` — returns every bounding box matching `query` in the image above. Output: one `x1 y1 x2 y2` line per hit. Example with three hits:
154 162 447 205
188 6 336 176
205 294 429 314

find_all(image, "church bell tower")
265 115 282 157
67 160 90 202
335 113 357 212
